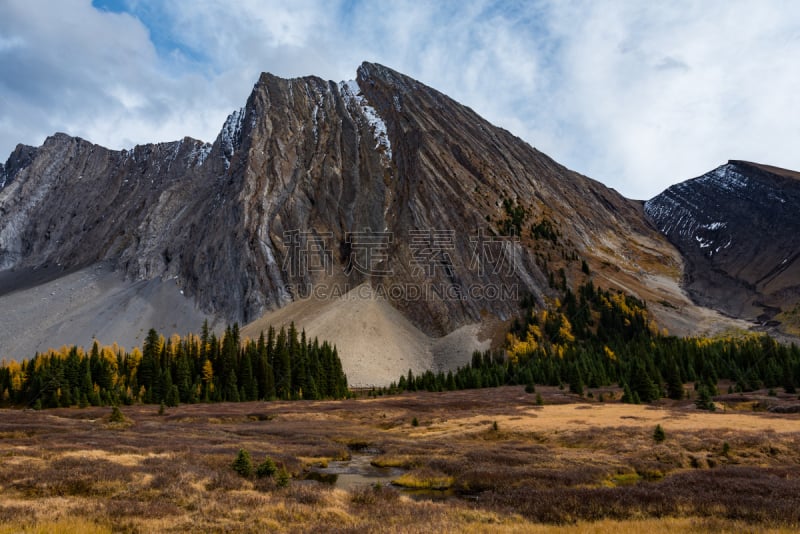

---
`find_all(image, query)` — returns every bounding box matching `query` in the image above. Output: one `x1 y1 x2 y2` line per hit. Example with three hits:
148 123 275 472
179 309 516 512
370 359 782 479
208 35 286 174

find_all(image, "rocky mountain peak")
728 160 800 182
0 62 684 338
645 161 800 329
1 143 38 190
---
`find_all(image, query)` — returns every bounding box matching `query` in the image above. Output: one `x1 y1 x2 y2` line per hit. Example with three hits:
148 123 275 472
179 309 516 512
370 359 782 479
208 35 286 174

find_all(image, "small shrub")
110 406 125 423
492 421 499 432
536 393 544 405
158 402 165 416
525 383 536 394
256 456 277 478
768 388 777 397
722 441 731 457
276 466 290 488
411 417 419 427
653 424 666 443
232 449 253 478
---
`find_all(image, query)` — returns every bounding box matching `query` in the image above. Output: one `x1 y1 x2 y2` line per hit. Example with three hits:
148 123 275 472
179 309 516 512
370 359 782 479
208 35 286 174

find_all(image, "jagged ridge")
0 62 681 340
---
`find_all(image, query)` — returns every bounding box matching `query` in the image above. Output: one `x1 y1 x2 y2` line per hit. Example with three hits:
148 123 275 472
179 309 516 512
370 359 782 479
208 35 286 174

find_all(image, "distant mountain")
645 160 800 335
1 61 778 380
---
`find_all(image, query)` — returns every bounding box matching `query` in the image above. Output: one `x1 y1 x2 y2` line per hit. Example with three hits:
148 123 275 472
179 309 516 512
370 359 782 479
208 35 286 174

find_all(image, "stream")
302 452 460 500
303 452 403 491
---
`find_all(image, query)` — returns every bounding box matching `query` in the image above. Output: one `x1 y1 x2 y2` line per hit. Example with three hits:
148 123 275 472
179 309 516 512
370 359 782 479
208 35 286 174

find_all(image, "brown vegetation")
0 386 798 532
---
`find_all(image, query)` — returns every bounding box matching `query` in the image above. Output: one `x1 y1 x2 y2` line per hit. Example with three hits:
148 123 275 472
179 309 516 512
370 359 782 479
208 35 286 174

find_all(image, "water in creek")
303 452 461 500
304 453 404 491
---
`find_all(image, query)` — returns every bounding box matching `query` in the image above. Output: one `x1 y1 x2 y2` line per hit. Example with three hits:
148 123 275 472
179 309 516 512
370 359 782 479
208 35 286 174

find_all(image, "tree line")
391 281 800 404
0 322 348 408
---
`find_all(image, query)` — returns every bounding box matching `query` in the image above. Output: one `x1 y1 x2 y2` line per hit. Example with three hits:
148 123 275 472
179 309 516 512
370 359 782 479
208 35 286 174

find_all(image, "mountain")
645 160 800 336
0 62 756 382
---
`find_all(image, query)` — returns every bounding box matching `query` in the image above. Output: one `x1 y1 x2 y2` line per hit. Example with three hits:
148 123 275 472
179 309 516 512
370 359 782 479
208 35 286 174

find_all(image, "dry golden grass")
0 387 797 532
392 468 455 490
0 518 111 534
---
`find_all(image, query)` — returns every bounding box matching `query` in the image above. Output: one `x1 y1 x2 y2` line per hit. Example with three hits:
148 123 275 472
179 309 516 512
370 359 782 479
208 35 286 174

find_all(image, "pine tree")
621 383 635 404
255 331 275 399
665 363 685 400
256 456 278 478
224 370 240 402
276 466 290 488
273 327 291 399
630 363 660 403
166 384 180 407
110 405 125 423
175 353 192 403
199 358 212 401
696 386 715 411
568 363 584 396
238 348 257 401
232 449 253 477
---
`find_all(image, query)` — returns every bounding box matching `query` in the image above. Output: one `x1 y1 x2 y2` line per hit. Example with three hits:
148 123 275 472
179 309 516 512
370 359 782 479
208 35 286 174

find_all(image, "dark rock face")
645 161 800 323
0 143 38 191
0 62 672 335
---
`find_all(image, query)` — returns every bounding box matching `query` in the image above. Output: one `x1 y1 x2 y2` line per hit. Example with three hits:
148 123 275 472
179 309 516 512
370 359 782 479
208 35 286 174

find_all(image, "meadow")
0 385 798 533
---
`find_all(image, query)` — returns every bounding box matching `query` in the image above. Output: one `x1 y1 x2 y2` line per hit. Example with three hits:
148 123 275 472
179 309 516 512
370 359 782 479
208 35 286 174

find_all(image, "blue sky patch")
92 0 208 67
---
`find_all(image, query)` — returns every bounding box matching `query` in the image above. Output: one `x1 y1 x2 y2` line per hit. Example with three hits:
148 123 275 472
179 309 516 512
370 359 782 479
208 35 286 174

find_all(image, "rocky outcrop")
1 62 679 336
645 161 800 326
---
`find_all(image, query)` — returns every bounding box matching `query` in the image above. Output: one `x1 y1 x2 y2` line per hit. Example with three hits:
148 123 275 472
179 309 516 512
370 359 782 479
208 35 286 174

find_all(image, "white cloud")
0 0 236 154
1 0 798 200
538 0 800 198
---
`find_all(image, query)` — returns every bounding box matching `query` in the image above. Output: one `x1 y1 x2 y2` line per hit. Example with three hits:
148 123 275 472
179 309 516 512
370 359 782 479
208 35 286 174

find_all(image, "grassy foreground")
0 386 798 532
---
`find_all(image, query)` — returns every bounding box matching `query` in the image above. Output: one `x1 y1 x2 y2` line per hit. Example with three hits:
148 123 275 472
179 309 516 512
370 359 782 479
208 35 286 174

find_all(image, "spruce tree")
232 449 253 477
696 386 715 411
665 362 684 400
256 456 277 478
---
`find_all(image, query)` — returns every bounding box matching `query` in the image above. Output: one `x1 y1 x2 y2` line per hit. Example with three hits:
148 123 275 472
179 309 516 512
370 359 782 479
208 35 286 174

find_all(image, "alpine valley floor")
0 385 798 533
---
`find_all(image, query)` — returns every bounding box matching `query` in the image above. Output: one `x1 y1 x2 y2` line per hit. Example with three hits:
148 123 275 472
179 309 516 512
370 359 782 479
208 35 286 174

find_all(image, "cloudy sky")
1 0 798 199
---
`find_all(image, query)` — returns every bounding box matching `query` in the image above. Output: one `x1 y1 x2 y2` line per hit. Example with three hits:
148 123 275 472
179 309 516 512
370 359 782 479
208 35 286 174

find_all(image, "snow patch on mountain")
188 142 213 167
695 235 712 249
644 168 738 257
220 108 244 169
339 80 392 160
698 164 750 193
